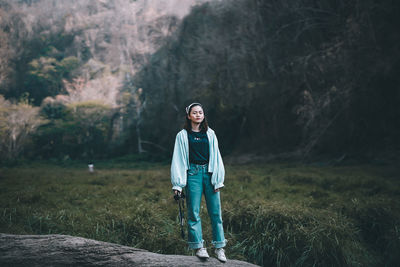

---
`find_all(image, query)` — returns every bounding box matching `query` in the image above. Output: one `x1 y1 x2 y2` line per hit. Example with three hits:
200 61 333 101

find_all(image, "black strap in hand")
174 191 186 239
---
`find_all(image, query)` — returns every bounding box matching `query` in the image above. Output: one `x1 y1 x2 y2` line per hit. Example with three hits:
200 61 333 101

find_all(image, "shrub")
224 201 368 266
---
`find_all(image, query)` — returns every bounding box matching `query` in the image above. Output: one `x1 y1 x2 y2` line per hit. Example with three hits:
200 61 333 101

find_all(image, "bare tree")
0 95 47 159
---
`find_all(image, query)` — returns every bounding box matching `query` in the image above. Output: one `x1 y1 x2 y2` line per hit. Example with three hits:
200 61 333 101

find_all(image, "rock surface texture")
0 233 259 266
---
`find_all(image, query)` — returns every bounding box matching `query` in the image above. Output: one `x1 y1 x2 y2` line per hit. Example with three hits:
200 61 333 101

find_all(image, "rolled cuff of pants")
212 239 227 248
188 239 204 249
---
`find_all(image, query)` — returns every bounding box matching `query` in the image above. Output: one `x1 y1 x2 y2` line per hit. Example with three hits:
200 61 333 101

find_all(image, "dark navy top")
188 130 209 164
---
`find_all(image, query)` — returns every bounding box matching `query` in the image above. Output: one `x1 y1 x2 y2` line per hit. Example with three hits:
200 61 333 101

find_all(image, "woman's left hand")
214 188 220 193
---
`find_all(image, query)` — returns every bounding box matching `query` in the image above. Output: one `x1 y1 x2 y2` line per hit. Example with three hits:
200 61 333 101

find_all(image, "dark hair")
183 103 208 132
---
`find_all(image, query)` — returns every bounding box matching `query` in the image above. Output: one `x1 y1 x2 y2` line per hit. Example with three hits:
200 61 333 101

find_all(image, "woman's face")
187 105 204 123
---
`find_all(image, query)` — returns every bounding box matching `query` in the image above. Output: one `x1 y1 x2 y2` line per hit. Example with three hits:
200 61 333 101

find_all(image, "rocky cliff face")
1 0 398 158
2 0 208 105
0 0 211 151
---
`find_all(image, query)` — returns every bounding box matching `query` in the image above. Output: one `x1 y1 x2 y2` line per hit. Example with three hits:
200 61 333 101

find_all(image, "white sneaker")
195 248 209 259
215 248 227 262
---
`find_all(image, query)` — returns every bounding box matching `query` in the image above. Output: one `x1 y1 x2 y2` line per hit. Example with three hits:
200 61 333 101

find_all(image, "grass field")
1 160 399 266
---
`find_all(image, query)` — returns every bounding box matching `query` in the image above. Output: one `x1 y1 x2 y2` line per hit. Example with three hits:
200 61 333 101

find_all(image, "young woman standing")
171 102 227 262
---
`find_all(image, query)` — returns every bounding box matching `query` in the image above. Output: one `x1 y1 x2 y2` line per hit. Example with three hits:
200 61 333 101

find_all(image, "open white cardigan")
171 128 225 191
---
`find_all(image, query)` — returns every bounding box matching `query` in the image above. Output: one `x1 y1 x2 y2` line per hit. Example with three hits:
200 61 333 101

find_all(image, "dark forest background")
1 0 399 163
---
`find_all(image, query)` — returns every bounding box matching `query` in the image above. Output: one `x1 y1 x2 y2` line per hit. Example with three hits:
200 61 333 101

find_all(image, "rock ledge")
0 233 258 266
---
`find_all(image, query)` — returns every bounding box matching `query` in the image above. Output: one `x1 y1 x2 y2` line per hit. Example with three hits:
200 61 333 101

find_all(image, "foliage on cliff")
0 0 399 160
136 0 400 159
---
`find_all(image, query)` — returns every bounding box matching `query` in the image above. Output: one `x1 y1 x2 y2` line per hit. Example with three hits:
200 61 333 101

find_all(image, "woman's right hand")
173 190 181 195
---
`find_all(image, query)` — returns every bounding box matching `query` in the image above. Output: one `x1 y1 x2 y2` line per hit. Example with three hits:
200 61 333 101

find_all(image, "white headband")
185 102 202 114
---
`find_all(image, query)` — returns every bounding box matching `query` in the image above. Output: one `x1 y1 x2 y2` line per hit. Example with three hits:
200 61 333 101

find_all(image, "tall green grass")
0 161 399 266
